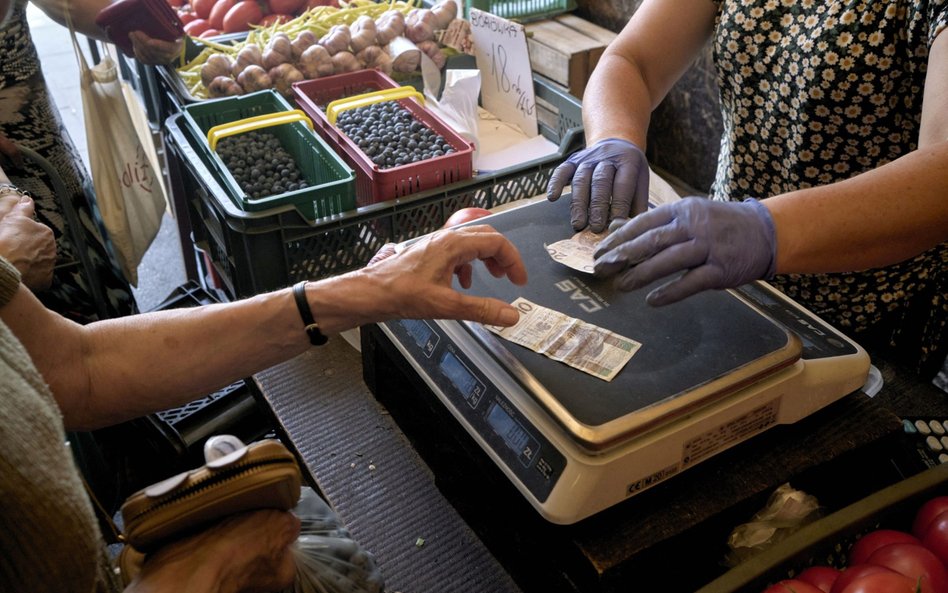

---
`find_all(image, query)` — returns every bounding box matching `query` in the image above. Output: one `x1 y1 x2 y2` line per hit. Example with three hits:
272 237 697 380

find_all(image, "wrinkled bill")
545 229 609 273
486 298 641 381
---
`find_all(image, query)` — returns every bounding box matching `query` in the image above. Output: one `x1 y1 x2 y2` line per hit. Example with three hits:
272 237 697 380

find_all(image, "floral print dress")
710 0 948 378
0 0 136 322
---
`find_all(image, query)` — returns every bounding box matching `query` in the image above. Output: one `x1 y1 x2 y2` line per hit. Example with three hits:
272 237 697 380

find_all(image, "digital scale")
373 197 871 525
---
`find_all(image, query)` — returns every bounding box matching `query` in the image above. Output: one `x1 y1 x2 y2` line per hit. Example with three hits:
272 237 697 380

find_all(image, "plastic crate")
292 71 475 206
465 0 574 21
164 73 582 299
696 465 948 593
180 90 356 220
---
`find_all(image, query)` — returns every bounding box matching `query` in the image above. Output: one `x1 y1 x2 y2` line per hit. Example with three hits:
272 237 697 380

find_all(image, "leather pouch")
119 438 302 554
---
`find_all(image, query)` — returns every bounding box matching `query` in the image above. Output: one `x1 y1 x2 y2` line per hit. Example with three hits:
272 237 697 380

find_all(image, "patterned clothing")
0 0 136 323
0 256 121 593
711 0 948 377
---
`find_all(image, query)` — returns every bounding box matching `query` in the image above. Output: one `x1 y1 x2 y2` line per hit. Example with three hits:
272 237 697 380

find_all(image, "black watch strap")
292 281 328 346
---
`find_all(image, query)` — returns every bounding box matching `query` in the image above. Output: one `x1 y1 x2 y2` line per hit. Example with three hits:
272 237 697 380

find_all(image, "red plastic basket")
292 71 474 206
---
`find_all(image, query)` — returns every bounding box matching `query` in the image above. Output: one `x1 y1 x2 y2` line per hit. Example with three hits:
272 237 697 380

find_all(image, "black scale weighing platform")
364 196 873 526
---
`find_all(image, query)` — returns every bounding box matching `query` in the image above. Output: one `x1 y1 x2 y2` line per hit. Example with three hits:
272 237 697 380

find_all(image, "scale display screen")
440 351 485 407
402 319 439 358
487 402 540 467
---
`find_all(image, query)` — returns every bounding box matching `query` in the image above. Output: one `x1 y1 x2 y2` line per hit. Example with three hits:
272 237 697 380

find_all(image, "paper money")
486 298 641 381
545 228 609 273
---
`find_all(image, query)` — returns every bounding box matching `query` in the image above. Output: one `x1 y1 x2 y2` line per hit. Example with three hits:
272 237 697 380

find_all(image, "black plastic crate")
163 73 583 299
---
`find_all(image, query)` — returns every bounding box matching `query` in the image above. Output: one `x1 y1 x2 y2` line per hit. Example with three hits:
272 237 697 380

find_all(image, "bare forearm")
767 141 948 274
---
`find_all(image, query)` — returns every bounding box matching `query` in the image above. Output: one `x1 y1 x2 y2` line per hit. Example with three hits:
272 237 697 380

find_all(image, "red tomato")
797 566 841 593
762 579 825 593
865 542 948 593
199 28 221 37
838 571 918 593
443 207 492 228
914 497 948 538
266 0 303 14
192 0 217 19
305 0 337 8
830 565 897 593
208 0 236 31
222 0 263 33
167 0 184 8
258 13 291 25
849 530 921 565
177 9 197 24
183 18 212 35
921 512 948 567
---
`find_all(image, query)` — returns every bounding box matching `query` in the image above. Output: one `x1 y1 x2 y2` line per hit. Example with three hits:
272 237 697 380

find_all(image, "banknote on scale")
544 228 609 273
486 298 641 381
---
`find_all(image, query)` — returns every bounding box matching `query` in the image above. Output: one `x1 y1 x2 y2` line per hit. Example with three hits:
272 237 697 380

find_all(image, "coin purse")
120 438 302 554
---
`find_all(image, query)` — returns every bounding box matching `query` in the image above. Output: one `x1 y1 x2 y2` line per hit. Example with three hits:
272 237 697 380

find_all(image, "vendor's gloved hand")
593 197 777 306
546 138 650 233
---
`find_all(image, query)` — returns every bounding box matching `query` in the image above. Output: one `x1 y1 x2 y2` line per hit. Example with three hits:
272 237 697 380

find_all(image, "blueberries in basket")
335 101 454 170
216 130 307 201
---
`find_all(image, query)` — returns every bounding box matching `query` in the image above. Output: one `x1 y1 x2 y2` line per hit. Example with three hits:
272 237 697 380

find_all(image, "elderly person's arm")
0 224 527 430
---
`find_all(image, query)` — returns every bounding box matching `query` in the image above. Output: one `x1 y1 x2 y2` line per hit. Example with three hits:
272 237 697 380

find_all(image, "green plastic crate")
465 0 575 22
181 90 356 221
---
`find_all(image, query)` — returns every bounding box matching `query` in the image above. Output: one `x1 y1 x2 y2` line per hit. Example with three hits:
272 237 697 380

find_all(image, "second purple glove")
593 197 777 305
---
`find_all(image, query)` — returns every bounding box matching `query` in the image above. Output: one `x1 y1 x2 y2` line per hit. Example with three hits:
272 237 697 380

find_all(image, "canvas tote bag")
68 26 166 287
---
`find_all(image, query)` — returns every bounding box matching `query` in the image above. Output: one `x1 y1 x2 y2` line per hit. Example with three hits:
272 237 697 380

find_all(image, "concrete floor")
28 3 187 312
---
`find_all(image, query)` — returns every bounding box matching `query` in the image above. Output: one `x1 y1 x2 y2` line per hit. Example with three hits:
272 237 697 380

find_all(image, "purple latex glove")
546 138 650 232
593 197 777 305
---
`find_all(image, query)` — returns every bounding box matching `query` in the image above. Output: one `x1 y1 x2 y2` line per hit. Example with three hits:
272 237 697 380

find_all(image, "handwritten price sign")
469 8 538 138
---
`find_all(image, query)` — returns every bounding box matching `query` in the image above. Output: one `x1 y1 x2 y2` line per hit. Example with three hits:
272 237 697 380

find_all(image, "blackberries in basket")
335 101 455 170
215 131 308 200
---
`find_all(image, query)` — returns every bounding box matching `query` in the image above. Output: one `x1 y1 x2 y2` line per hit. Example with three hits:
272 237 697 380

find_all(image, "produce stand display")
180 89 356 218
293 70 474 205
164 72 582 299
698 464 948 593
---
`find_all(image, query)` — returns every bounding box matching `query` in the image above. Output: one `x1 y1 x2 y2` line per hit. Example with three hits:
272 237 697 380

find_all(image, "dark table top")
253 330 948 593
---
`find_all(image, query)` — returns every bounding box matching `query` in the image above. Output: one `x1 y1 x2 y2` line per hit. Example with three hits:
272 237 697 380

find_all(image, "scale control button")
940 453 948 465
930 421 947 435
941 436 948 449
535 458 553 480
904 419 918 433
916 420 933 435
926 436 944 452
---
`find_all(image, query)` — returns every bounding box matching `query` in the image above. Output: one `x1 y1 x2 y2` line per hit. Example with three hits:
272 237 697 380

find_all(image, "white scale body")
377 199 870 525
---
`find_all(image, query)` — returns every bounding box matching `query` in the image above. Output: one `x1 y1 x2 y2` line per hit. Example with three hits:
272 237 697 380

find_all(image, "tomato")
266 0 303 14
839 571 919 593
222 0 263 33
305 0 337 8
192 0 217 19
208 0 236 31
865 542 948 593
199 28 221 37
921 512 948 566
913 497 948 538
177 9 197 24
443 207 492 228
183 18 212 35
762 579 826 593
830 565 897 593
167 0 184 8
258 13 291 25
849 530 921 565
797 566 841 593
